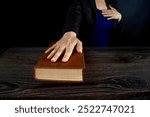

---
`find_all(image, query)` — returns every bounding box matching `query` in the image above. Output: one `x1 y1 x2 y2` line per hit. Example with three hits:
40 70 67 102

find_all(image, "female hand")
45 31 83 62
102 5 122 22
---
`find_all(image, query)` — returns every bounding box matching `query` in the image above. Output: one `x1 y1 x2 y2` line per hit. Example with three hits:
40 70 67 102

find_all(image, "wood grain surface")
0 47 150 99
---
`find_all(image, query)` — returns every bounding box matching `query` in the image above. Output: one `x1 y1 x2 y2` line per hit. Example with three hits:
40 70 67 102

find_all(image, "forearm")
62 0 82 35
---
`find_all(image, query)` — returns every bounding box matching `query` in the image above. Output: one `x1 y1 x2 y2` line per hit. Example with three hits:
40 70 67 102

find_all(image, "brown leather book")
34 42 85 82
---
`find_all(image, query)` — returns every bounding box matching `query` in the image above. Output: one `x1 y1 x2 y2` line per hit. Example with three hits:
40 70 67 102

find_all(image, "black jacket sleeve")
62 0 82 35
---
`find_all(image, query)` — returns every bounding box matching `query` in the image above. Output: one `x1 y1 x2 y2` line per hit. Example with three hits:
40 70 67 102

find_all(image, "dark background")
117 0 150 46
1 0 150 47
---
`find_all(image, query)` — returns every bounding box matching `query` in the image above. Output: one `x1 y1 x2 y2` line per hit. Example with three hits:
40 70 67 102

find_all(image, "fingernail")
47 56 50 59
62 58 67 62
78 50 82 53
45 50 48 53
51 58 56 62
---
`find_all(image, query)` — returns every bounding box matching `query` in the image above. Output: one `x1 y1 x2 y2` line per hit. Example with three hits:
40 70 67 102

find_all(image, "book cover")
34 43 85 82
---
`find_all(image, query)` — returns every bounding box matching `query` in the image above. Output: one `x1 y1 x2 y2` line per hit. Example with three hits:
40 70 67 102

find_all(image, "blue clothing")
91 9 114 47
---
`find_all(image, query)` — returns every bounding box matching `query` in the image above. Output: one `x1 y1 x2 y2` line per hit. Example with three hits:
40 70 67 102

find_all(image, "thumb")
76 40 83 53
109 5 115 10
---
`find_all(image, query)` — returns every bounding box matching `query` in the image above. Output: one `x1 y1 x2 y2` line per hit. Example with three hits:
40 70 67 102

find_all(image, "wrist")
63 31 77 38
118 14 122 22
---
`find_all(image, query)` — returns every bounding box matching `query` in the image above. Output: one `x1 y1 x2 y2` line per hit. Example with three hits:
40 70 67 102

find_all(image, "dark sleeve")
109 0 123 45
108 0 122 31
62 0 82 35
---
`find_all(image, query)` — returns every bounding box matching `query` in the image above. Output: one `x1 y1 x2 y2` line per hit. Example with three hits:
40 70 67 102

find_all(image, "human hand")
45 32 83 62
102 5 122 22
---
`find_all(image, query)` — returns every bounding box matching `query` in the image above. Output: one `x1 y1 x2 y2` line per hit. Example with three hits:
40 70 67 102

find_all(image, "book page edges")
34 68 83 82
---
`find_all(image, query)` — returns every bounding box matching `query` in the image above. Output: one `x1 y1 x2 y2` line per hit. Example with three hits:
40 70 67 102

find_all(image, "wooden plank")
0 47 150 99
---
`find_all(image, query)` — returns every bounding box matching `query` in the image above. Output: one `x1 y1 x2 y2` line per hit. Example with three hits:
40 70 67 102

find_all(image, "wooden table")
0 47 150 99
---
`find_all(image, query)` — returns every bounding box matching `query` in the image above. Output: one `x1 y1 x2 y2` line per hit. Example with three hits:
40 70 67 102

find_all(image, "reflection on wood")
0 47 150 99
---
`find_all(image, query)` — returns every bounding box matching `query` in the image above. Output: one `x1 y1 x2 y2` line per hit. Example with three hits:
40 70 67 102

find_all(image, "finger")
45 44 56 54
102 9 112 13
107 16 115 20
102 10 113 14
102 14 113 18
101 12 107 15
51 47 65 62
62 45 75 62
102 13 112 16
102 9 109 12
101 9 107 12
102 11 107 14
76 40 83 53
107 17 113 20
47 47 58 59
102 12 112 17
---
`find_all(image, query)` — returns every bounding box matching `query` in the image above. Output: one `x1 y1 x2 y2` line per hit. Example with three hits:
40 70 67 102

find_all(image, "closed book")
34 42 85 82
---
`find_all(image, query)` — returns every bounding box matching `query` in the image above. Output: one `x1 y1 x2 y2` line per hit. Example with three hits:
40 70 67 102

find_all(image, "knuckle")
55 51 60 55
67 43 72 48
64 54 69 60
66 49 72 55
53 54 59 59
66 50 72 54
57 49 62 53
50 51 54 55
